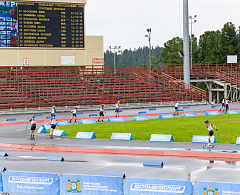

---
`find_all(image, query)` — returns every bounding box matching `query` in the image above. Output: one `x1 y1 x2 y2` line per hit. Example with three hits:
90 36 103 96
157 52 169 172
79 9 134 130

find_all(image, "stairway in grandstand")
0 66 207 109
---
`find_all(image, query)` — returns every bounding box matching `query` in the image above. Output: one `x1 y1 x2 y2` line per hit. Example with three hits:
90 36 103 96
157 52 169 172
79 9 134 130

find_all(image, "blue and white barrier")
80 119 96 124
111 133 133 140
149 108 156 111
150 134 173 142
47 156 64 161
158 114 173 119
236 137 240 145
89 114 98 117
56 120 68 127
104 172 126 179
0 173 2 192
3 171 60 195
124 178 193 195
0 167 6 172
133 116 149 121
182 112 197 117
46 116 52 119
183 107 190 109
6 118 16 121
192 135 216 143
226 110 239 114
143 161 163 168
195 181 240 195
75 132 96 139
37 126 47 134
178 109 184 112
108 117 124 122
61 174 123 195
215 104 221 107
34 114 42 116
53 130 67 137
42 123 51 129
205 111 219 116
138 111 147 114
0 152 8 157
76 112 83 114
115 110 123 112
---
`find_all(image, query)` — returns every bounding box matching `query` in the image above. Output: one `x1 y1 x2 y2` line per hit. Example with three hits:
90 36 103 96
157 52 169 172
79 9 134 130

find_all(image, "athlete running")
219 98 226 112
225 98 230 114
47 115 57 139
51 106 57 117
174 101 179 115
70 107 78 123
115 101 120 117
98 104 105 122
211 99 215 110
205 120 218 146
28 115 36 140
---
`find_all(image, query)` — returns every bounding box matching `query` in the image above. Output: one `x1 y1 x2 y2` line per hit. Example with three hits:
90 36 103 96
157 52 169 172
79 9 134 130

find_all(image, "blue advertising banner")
80 119 96 124
53 130 67 137
192 135 216 143
150 134 173 142
61 174 123 195
158 114 173 119
108 117 124 123
182 113 197 117
111 133 133 140
195 181 240 195
226 110 239 114
37 126 47 134
3 171 60 195
43 123 51 130
236 137 240 145
205 111 219 116
133 116 149 121
0 173 2 192
56 120 69 127
75 132 96 139
124 177 193 195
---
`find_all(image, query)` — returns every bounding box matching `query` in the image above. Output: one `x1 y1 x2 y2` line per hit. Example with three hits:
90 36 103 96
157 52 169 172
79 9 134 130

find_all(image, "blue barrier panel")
53 130 67 137
236 137 240 145
0 173 2 192
104 172 126 179
227 110 239 114
43 123 51 129
138 111 147 114
195 181 240 195
37 126 47 134
111 133 133 140
133 116 149 121
46 116 52 119
124 177 193 195
47 156 64 161
0 152 8 157
149 108 156 111
34 114 43 116
143 161 163 168
108 117 124 122
215 104 221 107
205 111 219 116
3 171 60 195
182 112 197 117
115 110 123 112
178 109 184 112
158 114 173 119
75 132 96 139
6 118 16 121
89 114 98 117
150 134 173 142
192 135 216 143
183 107 190 109
80 119 96 124
56 120 68 127
76 112 83 114
0 167 6 172
61 174 123 195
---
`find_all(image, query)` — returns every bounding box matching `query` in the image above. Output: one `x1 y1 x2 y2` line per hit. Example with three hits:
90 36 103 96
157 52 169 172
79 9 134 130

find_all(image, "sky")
85 0 240 51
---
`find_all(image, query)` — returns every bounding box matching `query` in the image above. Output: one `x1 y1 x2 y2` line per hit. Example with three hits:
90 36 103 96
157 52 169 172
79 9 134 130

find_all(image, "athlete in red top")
205 120 218 146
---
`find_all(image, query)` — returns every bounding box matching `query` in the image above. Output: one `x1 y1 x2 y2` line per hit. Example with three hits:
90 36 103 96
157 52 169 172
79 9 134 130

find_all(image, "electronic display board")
0 1 84 48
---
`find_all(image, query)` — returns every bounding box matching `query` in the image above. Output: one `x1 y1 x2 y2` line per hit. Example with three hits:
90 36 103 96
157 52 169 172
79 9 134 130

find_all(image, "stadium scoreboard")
0 1 85 48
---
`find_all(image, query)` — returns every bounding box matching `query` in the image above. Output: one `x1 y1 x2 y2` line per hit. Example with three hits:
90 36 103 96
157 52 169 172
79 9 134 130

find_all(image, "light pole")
189 15 197 69
145 28 151 78
108 46 121 73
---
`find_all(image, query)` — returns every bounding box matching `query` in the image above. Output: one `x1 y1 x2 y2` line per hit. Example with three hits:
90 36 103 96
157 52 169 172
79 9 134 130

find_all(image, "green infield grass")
49 114 240 144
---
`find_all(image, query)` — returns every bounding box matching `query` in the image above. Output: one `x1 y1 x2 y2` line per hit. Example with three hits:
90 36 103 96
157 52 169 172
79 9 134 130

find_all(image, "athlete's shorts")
51 113 55 117
175 107 178 110
211 106 215 109
72 113 76 117
116 108 119 113
222 103 225 106
208 130 213 136
31 125 36 131
51 124 56 129
99 111 104 116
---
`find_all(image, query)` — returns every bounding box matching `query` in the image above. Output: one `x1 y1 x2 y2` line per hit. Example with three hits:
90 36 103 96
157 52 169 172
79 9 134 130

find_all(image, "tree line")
104 22 240 65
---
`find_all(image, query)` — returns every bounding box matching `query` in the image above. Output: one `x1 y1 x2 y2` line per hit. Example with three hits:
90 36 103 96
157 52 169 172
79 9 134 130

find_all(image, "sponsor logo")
8 176 53 185
83 120 86 124
67 179 81 193
130 183 185 193
203 187 219 195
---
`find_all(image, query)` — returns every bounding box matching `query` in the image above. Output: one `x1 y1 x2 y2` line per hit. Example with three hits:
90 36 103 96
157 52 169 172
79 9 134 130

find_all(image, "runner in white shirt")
98 104 105 122
28 115 36 140
70 107 78 123
219 98 225 112
47 115 57 139
115 101 120 117
174 101 179 115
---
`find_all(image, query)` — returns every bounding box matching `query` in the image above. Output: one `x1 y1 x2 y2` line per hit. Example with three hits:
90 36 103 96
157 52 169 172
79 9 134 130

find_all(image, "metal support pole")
209 82 212 103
